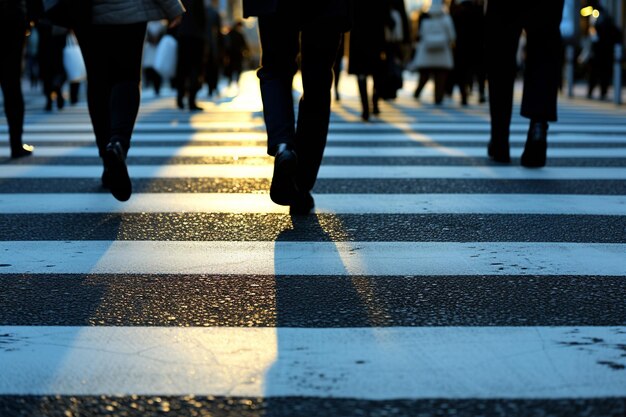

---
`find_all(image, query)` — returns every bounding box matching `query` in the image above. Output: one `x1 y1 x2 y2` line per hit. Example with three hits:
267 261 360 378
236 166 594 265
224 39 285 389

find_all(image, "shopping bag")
63 33 86 82
153 35 178 79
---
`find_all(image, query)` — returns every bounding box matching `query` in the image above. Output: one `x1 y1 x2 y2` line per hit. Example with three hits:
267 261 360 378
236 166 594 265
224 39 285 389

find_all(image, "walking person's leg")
519 0 564 167
257 9 301 206
414 69 430 99
357 75 370 121
75 22 147 201
291 20 342 213
485 0 523 163
0 19 32 158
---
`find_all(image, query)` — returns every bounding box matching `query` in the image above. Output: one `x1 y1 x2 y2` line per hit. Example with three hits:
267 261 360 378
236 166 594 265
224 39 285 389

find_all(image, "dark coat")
243 0 353 31
176 0 206 39
348 0 388 75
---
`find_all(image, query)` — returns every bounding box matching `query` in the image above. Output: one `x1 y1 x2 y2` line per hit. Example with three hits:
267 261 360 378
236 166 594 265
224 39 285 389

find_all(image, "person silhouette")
486 0 565 168
243 0 353 214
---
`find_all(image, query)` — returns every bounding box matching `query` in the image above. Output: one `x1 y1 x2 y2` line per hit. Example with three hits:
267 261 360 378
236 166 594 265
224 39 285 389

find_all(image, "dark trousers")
0 19 26 151
257 5 342 192
486 0 564 141
74 22 146 157
415 69 448 104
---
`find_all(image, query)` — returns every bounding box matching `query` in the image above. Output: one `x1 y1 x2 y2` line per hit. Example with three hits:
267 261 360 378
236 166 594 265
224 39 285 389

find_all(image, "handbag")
421 19 448 52
63 33 86 82
153 35 178 79
43 0 92 28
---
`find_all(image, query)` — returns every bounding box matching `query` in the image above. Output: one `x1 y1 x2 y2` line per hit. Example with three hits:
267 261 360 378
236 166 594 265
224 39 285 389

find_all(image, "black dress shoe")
103 141 132 201
11 144 34 159
521 121 548 168
57 94 65 110
101 167 110 189
487 140 510 163
269 143 298 206
290 191 315 215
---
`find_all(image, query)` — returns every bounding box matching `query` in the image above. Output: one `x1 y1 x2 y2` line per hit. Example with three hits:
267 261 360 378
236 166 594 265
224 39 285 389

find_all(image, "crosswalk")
1 75 625 416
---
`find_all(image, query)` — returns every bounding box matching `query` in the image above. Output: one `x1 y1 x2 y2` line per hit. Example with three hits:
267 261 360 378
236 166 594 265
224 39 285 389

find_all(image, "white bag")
153 34 178 79
63 33 86 82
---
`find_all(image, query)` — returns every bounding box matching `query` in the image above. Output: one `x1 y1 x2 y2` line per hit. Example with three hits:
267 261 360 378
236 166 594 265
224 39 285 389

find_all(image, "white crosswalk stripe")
1 193 624 214
1 80 625 414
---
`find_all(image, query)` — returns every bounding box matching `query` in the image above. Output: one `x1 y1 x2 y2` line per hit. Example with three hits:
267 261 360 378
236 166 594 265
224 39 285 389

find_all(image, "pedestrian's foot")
270 143 298 206
57 94 65 110
487 140 511 163
290 191 315 215
103 141 132 201
101 167 110 189
11 144 34 159
189 103 203 112
176 98 185 109
521 121 548 168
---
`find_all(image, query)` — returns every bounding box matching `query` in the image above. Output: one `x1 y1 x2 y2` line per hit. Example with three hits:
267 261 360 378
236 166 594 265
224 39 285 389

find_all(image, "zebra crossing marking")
0 326 624 398
0 193 624 215
2 241 625 275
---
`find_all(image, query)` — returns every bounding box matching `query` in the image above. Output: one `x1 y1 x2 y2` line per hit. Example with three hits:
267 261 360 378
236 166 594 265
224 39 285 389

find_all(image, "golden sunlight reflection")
387 120 475 157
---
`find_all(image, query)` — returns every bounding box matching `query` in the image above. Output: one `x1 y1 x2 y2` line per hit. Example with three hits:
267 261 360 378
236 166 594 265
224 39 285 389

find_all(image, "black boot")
487 122 511 163
357 77 369 121
521 121 548 168
270 143 299 206
11 144 34 159
103 140 132 201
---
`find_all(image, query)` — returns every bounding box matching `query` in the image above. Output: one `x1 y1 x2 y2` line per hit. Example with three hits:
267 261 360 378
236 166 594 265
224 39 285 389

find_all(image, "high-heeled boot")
357 77 369 121
487 123 511 163
521 120 548 168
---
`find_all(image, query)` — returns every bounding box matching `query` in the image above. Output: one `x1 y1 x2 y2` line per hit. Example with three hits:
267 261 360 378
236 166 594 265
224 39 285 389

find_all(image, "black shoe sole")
270 150 298 206
104 143 132 201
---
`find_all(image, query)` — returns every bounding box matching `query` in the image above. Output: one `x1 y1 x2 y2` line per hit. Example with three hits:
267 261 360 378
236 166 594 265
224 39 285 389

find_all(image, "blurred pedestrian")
37 20 67 111
204 0 223 98
243 0 352 214
411 0 455 105
333 33 345 101
143 20 167 96
66 0 185 201
0 0 35 158
450 0 484 105
377 0 410 101
348 0 387 121
175 0 206 111
486 0 564 168
585 0 621 100
223 20 249 93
